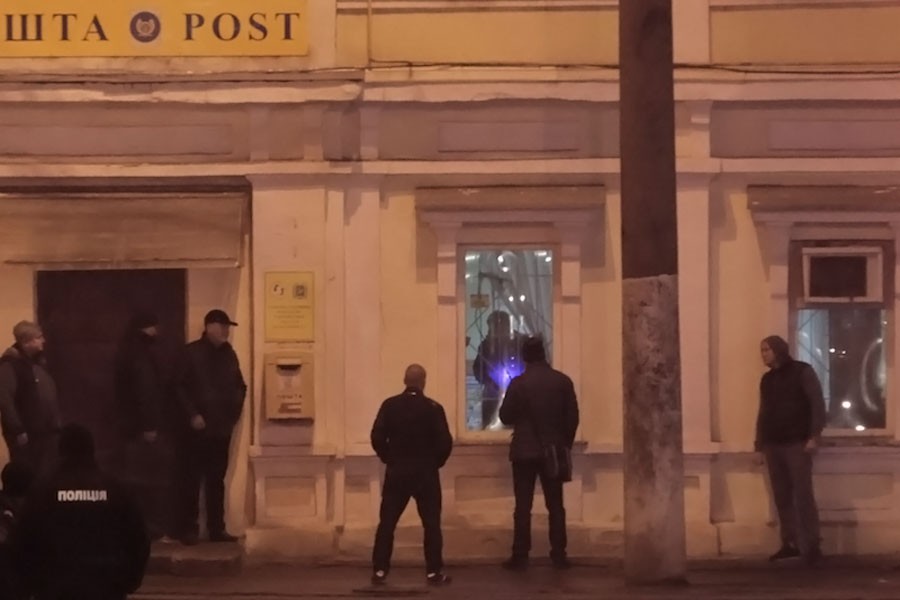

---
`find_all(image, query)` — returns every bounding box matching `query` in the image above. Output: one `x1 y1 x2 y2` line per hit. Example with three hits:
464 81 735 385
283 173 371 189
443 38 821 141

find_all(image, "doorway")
36 269 186 469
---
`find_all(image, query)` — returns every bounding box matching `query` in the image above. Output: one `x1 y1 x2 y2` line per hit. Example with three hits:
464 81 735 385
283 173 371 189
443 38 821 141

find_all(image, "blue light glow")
490 358 524 393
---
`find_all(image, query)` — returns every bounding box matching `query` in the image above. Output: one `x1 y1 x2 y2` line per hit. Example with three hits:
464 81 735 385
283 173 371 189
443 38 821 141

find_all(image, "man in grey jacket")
499 336 578 570
0 321 61 478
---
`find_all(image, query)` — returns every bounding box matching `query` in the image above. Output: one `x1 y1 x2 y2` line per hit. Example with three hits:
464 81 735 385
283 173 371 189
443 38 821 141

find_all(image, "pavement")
134 555 900 600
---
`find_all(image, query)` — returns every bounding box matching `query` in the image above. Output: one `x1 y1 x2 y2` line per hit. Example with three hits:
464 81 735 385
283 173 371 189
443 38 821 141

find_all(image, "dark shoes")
502 556 529 571
768 544 800 562
426 572 452 586
552 556 572 570
209 531 239 543
371 570 387 585
805 545 823 567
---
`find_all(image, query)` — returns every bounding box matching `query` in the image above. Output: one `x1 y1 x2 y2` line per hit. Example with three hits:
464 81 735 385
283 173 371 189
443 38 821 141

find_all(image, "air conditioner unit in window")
801 246 883 304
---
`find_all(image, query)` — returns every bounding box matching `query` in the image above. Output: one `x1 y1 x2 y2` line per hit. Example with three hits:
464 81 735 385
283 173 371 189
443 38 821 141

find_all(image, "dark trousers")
372 467 443 574
119 434 176 540
8 432 58 482
764 442 821 554
511 459 567 559
176 432 231 537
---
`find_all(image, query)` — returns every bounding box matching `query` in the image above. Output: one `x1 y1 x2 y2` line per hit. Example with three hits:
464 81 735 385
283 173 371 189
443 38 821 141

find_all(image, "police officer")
13 424 150 600
0 461 33 600
370 364 453 586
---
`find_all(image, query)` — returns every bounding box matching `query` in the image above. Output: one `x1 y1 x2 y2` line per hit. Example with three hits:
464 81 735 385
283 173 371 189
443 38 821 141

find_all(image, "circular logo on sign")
130 12 161 43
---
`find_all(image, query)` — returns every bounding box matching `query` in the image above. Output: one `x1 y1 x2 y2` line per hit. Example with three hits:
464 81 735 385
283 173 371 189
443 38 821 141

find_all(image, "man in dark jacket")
756 335 826 565
114 311 175 541
0 321 62 478
174 309 246 545
473 311 526 430
499 336 578 570
13 424 149 600
370 364 453 586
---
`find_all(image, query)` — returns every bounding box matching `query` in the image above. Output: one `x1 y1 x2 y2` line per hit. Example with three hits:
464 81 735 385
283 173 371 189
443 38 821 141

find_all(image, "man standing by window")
756 335 826 566
499 336 578 570
473 310 526 430
174 309 246 546
370 364 453 587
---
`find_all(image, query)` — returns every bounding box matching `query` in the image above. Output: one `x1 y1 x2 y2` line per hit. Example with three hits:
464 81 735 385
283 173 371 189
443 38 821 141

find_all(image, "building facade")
1 0 900 561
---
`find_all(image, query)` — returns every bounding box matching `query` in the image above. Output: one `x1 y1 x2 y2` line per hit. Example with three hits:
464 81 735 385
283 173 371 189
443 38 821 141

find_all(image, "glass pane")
464 249 553 431
795 307 886 430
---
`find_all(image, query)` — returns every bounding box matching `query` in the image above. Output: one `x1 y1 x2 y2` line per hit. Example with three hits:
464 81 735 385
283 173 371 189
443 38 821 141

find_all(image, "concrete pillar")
619 0 687 584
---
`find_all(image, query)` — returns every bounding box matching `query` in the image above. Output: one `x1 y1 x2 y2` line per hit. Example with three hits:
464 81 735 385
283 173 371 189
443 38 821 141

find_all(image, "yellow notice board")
0 0 309 57
265 272 314 342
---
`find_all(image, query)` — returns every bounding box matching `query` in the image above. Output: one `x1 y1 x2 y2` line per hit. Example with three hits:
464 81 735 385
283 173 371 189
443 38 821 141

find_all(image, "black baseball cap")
204 309 238 326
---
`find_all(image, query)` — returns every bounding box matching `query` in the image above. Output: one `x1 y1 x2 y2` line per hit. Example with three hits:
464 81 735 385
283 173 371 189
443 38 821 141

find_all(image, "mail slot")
264 352 314 420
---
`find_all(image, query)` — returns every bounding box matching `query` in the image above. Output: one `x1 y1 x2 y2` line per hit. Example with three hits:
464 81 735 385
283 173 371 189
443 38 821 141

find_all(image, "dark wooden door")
37 269 186 469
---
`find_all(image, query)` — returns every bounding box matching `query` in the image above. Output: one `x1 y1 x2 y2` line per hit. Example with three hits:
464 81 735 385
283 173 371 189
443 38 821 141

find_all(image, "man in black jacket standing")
756 335 826 565
114 311 174 541
174 309 246 545
13 424 149 600
370 364 453 586
0 321 61 479
499 336 579 570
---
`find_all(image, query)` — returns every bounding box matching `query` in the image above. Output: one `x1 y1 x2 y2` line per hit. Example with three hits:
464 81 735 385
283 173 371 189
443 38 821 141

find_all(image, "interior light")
855 425 866 432
508 296 515 302
498 255 504 264
545 256 552 263
841 400 851 409
519 295 526 302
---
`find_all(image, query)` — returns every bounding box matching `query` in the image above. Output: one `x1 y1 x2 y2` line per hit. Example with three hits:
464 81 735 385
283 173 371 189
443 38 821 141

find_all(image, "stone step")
147 540 244 576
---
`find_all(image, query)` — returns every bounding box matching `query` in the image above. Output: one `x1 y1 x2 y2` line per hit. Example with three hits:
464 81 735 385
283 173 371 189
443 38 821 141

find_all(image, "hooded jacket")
499 361 579 461
755 336 827 449
114 331 166 439
0 346 61 447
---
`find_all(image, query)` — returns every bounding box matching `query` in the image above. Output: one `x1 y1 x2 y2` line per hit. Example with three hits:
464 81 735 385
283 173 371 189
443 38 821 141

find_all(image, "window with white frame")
416 184 601 440
790 240 892 432
464 248 554 431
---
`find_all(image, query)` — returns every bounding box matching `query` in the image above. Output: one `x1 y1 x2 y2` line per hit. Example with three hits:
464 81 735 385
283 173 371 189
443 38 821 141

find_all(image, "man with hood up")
0 321 62 478
114 311 176 542
756 335 826 565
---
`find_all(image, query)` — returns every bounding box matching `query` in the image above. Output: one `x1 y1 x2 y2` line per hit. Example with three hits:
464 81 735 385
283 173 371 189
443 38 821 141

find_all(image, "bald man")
370 365 453 586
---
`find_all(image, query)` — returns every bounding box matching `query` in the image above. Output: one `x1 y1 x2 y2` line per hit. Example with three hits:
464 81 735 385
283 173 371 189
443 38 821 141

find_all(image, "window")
463 249 554 431
416 184 601 440
791 241 891 432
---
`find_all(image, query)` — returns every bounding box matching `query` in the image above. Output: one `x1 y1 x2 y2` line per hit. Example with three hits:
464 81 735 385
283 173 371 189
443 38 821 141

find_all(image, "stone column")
619 0 687 584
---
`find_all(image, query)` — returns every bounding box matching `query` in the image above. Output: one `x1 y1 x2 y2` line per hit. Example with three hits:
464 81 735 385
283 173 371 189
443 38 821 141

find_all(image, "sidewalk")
134 557 900 600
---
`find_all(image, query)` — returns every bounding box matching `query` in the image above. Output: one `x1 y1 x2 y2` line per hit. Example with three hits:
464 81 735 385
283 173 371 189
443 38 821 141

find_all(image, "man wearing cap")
173 309 246 545
0 321 61 478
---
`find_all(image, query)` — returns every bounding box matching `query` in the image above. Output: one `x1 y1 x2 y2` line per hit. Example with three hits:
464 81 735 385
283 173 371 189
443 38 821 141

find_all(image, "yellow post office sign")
264 271 314 342
0 0 309 57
